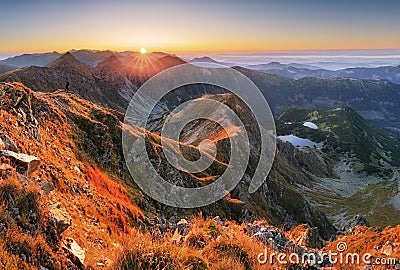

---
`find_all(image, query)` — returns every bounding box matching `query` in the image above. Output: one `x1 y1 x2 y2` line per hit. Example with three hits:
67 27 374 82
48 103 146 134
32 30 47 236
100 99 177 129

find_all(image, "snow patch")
303 121 318 129
278 134 323 148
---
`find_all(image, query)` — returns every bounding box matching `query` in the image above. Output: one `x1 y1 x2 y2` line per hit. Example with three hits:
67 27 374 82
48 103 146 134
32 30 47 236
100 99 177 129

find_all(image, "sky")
1 0 400 54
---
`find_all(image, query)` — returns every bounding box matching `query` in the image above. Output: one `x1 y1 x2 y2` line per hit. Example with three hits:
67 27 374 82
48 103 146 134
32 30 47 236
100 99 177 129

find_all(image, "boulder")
0 150 40 176
63 238 85 267
50 206 72 234
213 216 224 226
252 226 292 251
177 218 189 235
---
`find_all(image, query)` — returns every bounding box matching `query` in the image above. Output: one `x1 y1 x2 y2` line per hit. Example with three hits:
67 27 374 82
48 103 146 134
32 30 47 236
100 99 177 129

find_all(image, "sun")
140 47 147 54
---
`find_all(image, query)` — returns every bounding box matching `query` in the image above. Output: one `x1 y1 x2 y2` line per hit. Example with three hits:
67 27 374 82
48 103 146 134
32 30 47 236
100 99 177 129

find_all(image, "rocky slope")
1 82 399 269
144 93 336 238
275 106 400 228
0 82 146 268
0 82 332 267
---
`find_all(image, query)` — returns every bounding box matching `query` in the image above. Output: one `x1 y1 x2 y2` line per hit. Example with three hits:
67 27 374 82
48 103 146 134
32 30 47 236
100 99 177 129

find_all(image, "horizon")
2 48 400 70
3 48 400 56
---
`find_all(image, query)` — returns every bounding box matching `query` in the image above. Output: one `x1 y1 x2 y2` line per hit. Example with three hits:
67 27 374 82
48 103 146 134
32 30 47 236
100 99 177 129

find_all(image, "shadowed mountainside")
235 66 400 129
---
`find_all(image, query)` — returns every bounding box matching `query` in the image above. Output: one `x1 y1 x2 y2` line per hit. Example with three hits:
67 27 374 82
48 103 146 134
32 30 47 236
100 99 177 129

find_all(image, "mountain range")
249 62 400 84
188 56 400 84
3 51 400 84
0 51 185 111
2 51 400 130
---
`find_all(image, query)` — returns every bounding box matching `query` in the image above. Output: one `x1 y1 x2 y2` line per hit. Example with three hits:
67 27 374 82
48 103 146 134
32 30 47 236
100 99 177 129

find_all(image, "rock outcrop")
49 203 72 234
62 238 86 267
0 150 40 176
342 215 371 233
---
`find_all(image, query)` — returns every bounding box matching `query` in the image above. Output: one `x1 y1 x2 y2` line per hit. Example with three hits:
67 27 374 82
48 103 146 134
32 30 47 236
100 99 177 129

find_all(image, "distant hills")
0 51 61 67
2 50 399 84
190 56 220 63
247 61 400 84
189 56 235 66
0 50 171 69
0 64 16 73
189 56 400 84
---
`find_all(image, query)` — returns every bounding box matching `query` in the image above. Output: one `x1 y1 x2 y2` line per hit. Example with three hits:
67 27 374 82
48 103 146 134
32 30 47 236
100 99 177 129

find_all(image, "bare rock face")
62 238 85 268
277 139 332 178
0 150 40 176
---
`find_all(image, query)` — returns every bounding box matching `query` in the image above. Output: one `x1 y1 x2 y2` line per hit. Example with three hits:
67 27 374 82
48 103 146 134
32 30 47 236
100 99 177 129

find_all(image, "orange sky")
1 1 399 54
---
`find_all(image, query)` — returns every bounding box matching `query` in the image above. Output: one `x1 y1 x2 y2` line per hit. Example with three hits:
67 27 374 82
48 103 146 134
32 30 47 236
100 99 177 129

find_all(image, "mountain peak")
95 54 126 77
152 55 186 69
190 56 219 63
45 52 93 79
98 54 121 65
45 51 80 68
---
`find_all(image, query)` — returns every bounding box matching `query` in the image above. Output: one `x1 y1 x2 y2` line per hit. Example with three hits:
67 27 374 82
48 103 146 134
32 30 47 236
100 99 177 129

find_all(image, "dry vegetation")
113 217 271 270
112 217 400 270
0 83 145 268
0 174 69 269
